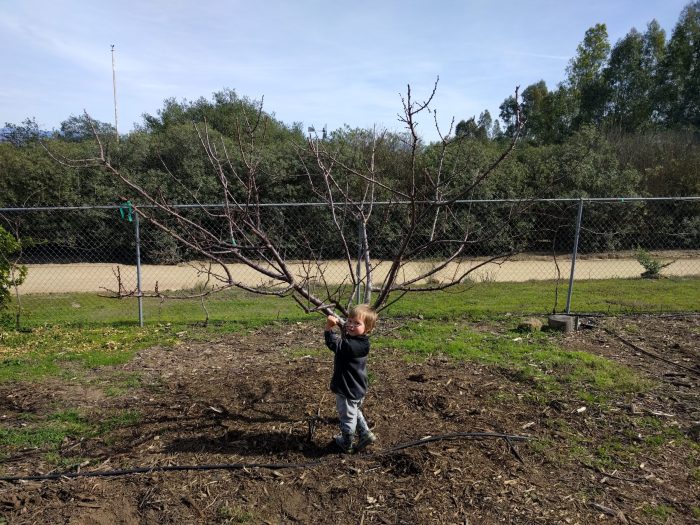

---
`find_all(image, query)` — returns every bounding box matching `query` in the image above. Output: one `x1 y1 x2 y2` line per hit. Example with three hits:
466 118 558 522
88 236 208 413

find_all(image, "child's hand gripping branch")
325 315 340 331
323 305 378 454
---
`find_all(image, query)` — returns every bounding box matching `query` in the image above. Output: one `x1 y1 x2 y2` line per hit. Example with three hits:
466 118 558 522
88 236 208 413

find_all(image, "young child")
324 304 378 453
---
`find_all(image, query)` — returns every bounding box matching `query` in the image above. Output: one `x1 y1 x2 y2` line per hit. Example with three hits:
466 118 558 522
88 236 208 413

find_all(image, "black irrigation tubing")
0 461 323 483
604 328 700 377
0 432 531 483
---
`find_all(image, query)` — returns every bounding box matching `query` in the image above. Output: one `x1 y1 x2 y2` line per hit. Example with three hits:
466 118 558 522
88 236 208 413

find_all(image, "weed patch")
217 504 255 524
642 504 674 521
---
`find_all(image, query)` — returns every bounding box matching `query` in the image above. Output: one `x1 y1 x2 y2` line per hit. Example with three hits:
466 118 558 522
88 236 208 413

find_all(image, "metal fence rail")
1 197 698 324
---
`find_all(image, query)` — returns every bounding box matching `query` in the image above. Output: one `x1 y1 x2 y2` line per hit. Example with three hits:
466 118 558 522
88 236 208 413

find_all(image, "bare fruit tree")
46 82 524 319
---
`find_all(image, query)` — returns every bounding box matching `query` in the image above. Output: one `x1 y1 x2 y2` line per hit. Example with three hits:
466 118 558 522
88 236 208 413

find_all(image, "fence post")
565 198 584 314
134 212 144 327
356 219 363 305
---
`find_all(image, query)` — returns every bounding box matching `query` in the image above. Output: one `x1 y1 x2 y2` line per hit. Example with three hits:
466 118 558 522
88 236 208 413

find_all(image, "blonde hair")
349 304 378 334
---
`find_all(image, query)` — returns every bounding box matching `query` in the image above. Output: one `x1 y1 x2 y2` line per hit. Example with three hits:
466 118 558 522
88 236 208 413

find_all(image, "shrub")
0 226 27 310
635 247 672 279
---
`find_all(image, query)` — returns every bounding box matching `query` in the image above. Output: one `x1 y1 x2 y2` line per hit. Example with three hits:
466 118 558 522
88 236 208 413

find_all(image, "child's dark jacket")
324 330 370 400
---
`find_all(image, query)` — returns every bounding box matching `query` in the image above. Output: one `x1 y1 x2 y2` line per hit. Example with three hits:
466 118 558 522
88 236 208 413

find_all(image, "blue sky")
0 0 690 142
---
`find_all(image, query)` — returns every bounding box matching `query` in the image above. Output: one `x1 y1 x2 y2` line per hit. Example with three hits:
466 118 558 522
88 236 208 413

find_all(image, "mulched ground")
1 315 698 524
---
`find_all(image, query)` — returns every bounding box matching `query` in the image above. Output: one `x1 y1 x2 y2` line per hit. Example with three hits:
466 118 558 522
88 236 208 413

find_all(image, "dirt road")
17 255 700 294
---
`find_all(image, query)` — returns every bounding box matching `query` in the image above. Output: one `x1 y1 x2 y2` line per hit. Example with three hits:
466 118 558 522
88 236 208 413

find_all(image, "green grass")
642 504 674 521
567 419 696 472
2 278 686 397
0 287 318 385
102 371 144 396
383 277 700 320
98 410 142 439
0 324 177 383
6 277 698 331
42 452 92 469
10 289 308 330
217 505 255 524
1 289 315 386
376 321 652 399
0 408 141 450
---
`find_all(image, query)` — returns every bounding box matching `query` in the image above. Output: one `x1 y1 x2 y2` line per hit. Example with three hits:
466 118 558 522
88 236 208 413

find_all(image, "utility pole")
111 44 119 143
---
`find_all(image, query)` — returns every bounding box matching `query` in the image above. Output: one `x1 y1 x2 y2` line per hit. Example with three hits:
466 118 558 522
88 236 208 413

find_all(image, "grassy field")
6 276 700 330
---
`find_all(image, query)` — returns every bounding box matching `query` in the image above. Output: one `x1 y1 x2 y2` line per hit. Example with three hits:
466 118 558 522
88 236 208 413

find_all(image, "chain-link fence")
1 198 698 324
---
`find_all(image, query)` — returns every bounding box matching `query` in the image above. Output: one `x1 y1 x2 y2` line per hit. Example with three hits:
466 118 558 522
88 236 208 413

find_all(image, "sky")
0 0 691 143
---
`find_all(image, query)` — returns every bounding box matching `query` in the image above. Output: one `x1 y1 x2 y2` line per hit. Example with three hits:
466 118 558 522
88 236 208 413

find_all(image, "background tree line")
0 2 698 264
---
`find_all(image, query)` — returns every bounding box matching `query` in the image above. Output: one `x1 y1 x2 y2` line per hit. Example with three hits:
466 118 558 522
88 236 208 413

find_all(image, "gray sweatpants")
335 393 371 436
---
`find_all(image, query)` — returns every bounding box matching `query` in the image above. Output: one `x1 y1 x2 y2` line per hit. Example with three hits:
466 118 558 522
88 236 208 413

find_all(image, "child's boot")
334 433 354 454
355 430 376 452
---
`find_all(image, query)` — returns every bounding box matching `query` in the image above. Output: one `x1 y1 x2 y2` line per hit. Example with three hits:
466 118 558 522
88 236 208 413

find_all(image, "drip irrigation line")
0 461 322 482
0 432 530 483
604 328 700 377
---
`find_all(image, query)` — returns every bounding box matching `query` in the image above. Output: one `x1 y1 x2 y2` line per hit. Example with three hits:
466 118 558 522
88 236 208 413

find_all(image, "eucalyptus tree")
603 21 669 133
659 0 700 128
499 81 573 144
566 23 612 128
604 28 648 132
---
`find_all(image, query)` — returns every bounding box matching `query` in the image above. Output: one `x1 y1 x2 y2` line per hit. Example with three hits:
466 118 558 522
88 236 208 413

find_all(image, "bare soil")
1 315 699 524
